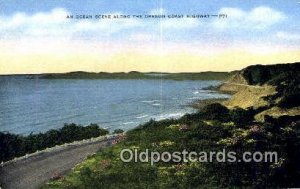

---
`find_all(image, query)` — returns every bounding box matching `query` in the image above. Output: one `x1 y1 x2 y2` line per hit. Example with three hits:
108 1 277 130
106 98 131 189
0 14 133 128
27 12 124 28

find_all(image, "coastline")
189 83 232 110
190 97 229 110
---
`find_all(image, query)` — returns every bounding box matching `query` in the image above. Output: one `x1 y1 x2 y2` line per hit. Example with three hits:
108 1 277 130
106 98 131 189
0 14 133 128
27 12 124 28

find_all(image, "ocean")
0 77 230 135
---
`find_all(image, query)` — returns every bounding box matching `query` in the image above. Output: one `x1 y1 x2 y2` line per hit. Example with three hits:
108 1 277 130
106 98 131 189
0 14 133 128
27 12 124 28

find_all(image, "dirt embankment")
218 71 276 109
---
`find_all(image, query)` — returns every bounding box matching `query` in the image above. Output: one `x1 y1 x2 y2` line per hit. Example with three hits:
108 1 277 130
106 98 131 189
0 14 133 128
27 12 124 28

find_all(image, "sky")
0 0 300 74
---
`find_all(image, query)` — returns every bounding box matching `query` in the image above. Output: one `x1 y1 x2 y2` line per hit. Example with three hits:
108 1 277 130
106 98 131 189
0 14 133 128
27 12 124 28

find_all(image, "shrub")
278 93 300 109
199 103 230 122
230 107 255 127
113 129 124 134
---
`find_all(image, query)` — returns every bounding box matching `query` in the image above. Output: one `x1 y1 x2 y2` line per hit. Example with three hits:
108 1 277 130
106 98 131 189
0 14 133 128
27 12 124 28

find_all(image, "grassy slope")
222 85 277 109
43 111 300 188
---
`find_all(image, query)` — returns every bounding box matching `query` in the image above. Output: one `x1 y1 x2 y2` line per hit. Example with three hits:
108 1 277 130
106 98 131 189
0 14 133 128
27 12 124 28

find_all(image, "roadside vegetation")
43 104 300 188
0 123 108 162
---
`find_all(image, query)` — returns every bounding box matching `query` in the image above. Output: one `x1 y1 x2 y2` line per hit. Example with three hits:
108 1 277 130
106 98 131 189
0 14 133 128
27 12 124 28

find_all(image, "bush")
278 93 300 109
199 103 230 122
113 129 124 134
230 107 255 127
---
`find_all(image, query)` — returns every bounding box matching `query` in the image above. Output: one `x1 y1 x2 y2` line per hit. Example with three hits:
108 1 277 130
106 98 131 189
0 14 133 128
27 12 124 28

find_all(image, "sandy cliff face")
227 71 249 85
219 72 276 109
218 72 249 93
222 84 276 109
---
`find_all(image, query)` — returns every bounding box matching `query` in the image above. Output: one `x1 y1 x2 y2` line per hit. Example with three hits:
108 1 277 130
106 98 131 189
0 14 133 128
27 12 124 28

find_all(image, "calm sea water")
0 77 230 135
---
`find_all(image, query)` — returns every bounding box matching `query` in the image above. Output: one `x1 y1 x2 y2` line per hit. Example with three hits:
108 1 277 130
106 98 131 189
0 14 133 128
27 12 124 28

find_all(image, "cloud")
1 8 69 30
213 6 286 30
0 8 72 39
276 31 300 40
0 5 295 58
0 8 142 40
0 8 70 30
0 6 288 41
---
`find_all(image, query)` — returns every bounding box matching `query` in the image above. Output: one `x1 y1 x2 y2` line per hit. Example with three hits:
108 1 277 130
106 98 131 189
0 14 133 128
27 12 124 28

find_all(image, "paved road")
0 138 114 189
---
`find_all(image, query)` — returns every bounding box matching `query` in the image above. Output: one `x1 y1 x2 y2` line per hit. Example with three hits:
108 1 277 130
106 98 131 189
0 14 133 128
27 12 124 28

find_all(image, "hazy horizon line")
1 61 299 76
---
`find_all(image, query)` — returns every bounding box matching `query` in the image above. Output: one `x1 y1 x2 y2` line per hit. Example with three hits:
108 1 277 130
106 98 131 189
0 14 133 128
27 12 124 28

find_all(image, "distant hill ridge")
38 71 233 81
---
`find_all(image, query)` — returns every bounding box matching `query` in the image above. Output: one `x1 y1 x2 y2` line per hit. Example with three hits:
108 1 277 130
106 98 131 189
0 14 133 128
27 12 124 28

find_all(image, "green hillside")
241 62 300 86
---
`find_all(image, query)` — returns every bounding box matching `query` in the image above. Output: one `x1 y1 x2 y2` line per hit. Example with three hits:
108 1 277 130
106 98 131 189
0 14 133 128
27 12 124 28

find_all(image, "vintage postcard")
0 0 300 188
